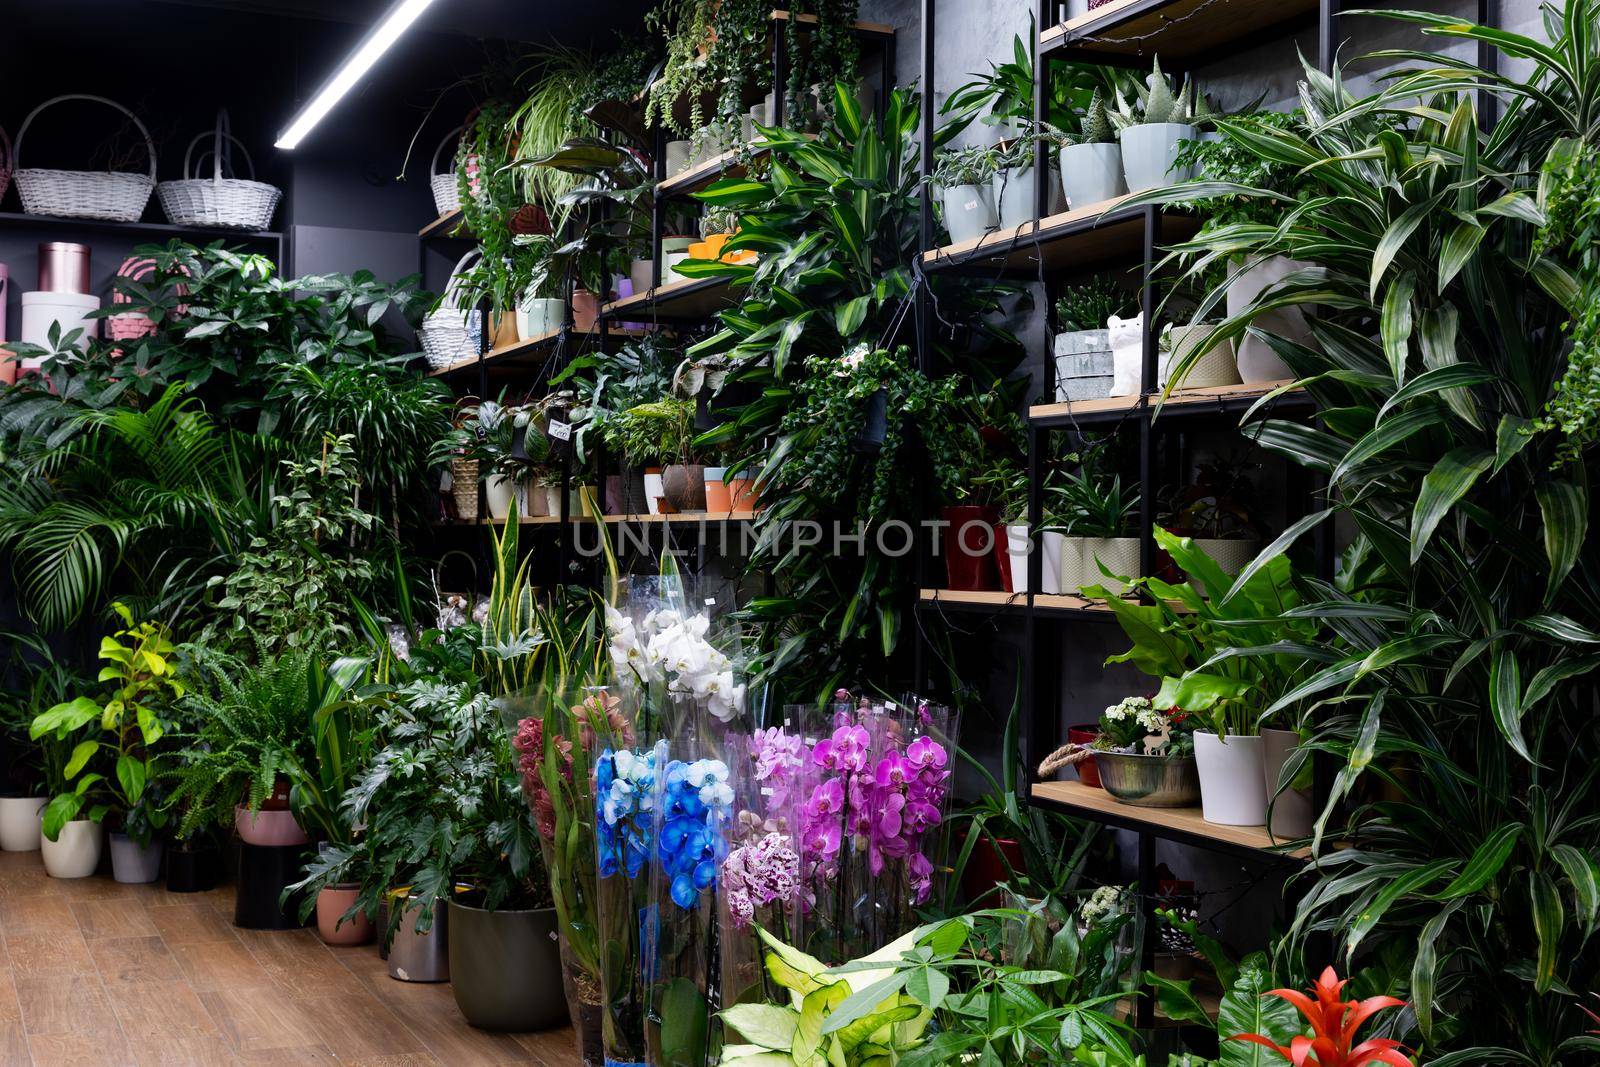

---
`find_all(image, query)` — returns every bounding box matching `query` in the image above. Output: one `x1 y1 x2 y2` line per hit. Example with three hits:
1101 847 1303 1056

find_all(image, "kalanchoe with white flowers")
1096 695 1193 757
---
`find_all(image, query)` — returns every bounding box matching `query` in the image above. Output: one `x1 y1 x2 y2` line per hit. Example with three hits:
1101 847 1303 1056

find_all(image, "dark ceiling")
146 0 659 45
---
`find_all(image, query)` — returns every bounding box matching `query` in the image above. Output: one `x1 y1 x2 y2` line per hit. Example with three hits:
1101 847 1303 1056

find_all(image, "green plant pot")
447 898 567 1031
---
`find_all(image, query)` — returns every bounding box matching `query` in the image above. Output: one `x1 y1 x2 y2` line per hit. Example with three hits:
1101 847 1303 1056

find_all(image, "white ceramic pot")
1108 313 1144 396
1054 329 1114 401
1227 256 1316 381
544 484 564 517
515 297 565 340
1004 523 1031 592
21 291 100 364
1059 142 1126 210
643 469 665 515
1262 728 1314 839
0 796 48 851
665 140 691 177
941 184 997 244
110 833 164 884
1079 536 1140 595
1161 324 1242 390
41 819 102 879
1190 537 1259 596
1040 530 1064 596
485 475 516 521
1194 731 1268 826
991 166 1038 229
629 259 656 295
1118 123 1197 193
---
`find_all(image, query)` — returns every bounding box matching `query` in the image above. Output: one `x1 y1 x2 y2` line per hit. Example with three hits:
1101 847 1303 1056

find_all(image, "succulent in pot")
1052 277 1137 402
1109 59 1208 193
929 144 1000 244
1054 87 1127 208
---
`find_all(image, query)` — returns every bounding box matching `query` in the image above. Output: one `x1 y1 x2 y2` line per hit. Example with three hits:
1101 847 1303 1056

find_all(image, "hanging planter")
429 124 469 217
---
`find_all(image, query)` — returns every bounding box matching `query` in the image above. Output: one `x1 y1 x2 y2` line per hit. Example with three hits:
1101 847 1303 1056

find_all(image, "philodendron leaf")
1217 956 1299 1067
64 740 100 779
723 1005 800 1051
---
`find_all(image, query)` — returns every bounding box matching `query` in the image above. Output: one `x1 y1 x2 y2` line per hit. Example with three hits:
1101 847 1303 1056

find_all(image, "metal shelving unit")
908 0 1351 1031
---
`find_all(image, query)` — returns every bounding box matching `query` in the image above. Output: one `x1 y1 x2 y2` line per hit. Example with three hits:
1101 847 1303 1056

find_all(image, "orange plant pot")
727 472 759 513
703 469 733 513
317 885 373 945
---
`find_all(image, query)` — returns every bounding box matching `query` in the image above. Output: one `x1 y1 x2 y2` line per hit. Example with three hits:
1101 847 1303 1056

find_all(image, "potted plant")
1049 463 1140 596
930 144 1000 244
1055 87 1126 209
1173 110 1317 382
1089 528 1317 827
1052 277 1137 401
1077 696 1198 807
28 605 182 882
1109 59 1205 193
433 398 522 522
0 643 75 853
1157 452 1262 591
516 235 568 340
1161 318 1241 390
990 136 1042 230
974 458 1032 593
615 397 702 513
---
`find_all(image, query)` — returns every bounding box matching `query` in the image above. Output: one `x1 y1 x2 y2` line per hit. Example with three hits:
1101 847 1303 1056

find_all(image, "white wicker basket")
429 124 465 217
14 95 156 222
157 112 281 230
0 124 12 205
419 250 483 370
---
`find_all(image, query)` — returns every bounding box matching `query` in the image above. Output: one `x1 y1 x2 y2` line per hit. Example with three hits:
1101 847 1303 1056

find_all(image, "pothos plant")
28 604 184 845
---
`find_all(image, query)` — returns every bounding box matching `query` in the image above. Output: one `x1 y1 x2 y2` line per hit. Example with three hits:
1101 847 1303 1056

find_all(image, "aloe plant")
1109 58 1193 129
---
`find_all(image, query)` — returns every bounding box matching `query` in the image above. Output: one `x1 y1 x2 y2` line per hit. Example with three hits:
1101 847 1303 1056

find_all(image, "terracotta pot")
727 470 758 513
571 290 601 333
662 464 707 513
317 885 374 945
703 467 732 512
235 805 310 847
1068 725 1102 788
940 505 1000 591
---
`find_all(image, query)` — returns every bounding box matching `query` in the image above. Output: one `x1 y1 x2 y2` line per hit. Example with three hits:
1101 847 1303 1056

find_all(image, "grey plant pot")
1118 122 1197 193
388 894 449 982
109 833 163 884
447 899 567 1031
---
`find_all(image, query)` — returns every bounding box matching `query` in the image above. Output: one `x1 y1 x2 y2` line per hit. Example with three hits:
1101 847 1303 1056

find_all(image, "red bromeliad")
1229 966 1415 1067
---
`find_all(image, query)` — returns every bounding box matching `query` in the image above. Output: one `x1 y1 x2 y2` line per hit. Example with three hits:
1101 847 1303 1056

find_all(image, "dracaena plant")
1117 11 1600 1059
668 86 1023 701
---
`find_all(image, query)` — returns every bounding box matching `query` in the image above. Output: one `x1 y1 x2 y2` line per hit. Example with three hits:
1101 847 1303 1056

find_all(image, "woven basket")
419 250 483 369
450 456 480 521
14 95 156 222
430 125 466 217
158 111 281 230
0 125 12 205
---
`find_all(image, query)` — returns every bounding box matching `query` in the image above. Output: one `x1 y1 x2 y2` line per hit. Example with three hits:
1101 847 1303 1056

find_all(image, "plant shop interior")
0 0 1595 1062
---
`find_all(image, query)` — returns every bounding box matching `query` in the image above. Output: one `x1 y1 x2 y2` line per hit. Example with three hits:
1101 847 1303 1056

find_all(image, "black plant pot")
165 841 219 894
233 842 313 930
851 388 889 454
447 898 567 1031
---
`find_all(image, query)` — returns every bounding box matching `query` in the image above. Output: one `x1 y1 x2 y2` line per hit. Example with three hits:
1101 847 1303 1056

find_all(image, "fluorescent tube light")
275 0 438 150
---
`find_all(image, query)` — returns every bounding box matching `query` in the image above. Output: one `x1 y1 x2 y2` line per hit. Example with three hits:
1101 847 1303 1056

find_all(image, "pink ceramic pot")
234 805 310 847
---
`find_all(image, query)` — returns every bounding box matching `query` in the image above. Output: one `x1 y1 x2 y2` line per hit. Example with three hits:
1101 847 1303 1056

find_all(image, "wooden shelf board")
659 144 771 198
1031 780 1309 859
462 513 759 527
419 209 467 239
1041 0 1317 59
921 198 1191 273
919 588 1028 608
1029 381 1304 424
770 8 896 36
602 276 735 320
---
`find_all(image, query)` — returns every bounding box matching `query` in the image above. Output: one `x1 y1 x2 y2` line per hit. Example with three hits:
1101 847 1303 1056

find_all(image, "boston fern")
1120 10 1600 1060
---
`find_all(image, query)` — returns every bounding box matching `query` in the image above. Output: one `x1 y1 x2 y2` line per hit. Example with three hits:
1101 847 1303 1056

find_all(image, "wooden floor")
0 851 578 1066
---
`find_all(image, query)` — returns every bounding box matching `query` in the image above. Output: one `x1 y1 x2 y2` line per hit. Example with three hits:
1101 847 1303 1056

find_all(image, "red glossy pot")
941 505 1000 591
960 829 1024 905
1068 724 1101 788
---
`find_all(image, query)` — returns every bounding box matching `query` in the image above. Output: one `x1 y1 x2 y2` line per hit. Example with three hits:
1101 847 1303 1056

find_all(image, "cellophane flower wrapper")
603 576 748 1067
507 683 622 1066
717 730 804 1012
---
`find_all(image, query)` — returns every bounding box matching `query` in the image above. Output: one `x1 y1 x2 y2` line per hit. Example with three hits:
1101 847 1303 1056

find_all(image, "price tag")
705 597 716 606
548 420 572 441
963 199 980 212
